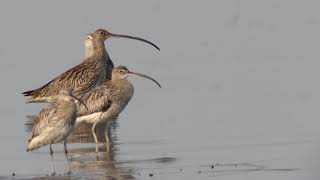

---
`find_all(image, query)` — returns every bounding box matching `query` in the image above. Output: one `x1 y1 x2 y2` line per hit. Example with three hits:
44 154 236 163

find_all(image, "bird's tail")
22 79 54 97
22 89 35 96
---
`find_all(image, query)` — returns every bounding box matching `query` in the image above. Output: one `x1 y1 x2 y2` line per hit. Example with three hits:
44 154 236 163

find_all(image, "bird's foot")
51 171 56 176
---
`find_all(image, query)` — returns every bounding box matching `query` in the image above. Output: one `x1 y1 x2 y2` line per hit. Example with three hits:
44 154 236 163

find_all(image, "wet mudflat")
1 122 318 180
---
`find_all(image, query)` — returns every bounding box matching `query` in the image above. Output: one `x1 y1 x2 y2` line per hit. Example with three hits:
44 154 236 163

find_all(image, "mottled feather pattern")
78 86 112 116
27 100 78 150
76 78 134 127
77 81 127 117
22 45 110 102
30 101 77 139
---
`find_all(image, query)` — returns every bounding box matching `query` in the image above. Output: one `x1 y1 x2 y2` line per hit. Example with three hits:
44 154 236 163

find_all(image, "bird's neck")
85 41 111 69
93 41 109 59
111 79 134 106
84 43 94 59
111 78 133 89
60 101 77 123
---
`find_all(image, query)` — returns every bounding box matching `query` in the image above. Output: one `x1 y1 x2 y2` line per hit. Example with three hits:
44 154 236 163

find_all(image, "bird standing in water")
26 90 88 175
75 66 161 152
22 29 160 103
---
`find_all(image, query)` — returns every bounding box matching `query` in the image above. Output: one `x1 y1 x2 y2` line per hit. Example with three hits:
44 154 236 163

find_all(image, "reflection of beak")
128 71 161 88
110 33 160 51
70 94 89 111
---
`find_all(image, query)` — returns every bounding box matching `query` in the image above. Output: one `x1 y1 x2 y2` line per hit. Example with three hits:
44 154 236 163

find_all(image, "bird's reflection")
66 121 135 179
25 119 177 179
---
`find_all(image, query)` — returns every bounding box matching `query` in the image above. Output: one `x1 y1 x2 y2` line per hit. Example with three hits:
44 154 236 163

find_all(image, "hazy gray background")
0 0 320 179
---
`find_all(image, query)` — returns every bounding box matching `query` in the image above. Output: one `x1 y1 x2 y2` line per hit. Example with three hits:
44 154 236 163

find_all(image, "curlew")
22 29 160 103
25 66 161 153
75 66 161 152
26 90 88 175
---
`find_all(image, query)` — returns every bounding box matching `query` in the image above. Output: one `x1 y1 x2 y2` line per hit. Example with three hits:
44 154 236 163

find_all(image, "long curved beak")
70 94 89 111
110 33 160 51
128 71 161 88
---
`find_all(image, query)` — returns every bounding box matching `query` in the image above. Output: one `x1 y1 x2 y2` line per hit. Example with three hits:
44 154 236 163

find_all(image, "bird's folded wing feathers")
22 62 97 100
78 86 113 116
29 104 62 139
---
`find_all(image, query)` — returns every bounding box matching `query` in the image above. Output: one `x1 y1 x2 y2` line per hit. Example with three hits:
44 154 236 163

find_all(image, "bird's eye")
119 70 123 73
100 32 104 35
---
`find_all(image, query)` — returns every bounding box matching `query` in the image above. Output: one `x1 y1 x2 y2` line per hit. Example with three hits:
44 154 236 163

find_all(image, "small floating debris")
198 170 202 174
12 173 15 176
149 173 154 177
211 165 214 169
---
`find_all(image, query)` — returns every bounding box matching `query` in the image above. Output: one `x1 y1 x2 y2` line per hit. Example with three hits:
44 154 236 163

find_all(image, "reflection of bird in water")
26 90 87 175
74 66 161 153
67 123 135 179
68 120 119 148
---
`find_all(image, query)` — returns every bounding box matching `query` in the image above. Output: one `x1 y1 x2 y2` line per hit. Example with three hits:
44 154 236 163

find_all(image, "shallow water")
1 0 320 179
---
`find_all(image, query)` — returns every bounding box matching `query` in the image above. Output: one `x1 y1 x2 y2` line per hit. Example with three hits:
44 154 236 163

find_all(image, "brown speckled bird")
25 66 161 153
75 66 161 152
26 90 88 175
22 29 160 103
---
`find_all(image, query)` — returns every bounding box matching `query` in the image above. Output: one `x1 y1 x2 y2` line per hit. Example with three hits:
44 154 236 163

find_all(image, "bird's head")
112 66 161 88
94 29 113 41
93 28 160 50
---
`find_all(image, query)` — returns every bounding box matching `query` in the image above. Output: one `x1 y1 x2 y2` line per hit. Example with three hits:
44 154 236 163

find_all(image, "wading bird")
23 29 160 103
26 90 88 175
75 66 161 152
25 67 161 153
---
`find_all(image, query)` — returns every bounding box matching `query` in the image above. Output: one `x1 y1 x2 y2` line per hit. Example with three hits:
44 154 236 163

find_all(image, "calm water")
1 1 320 179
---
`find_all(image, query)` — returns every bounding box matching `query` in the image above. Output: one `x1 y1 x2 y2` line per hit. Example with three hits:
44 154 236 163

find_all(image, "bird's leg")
49 144 56 176
104 122 111 152
63 141 72 175
92 122 99 153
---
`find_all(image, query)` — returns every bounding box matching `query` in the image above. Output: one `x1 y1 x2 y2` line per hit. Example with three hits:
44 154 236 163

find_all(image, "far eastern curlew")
26 90 88 175
22 29 160 103
75 66 161 152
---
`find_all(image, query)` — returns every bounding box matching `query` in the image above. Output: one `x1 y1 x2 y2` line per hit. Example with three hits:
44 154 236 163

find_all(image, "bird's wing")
30 102 67 140
78 83 115 116
22 61 100 101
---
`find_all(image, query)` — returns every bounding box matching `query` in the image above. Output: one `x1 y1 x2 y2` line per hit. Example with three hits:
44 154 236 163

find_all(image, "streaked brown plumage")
22 29 160 103
75 66 161 152
23 30 111 103
26 90 86 175
25 66 161 153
